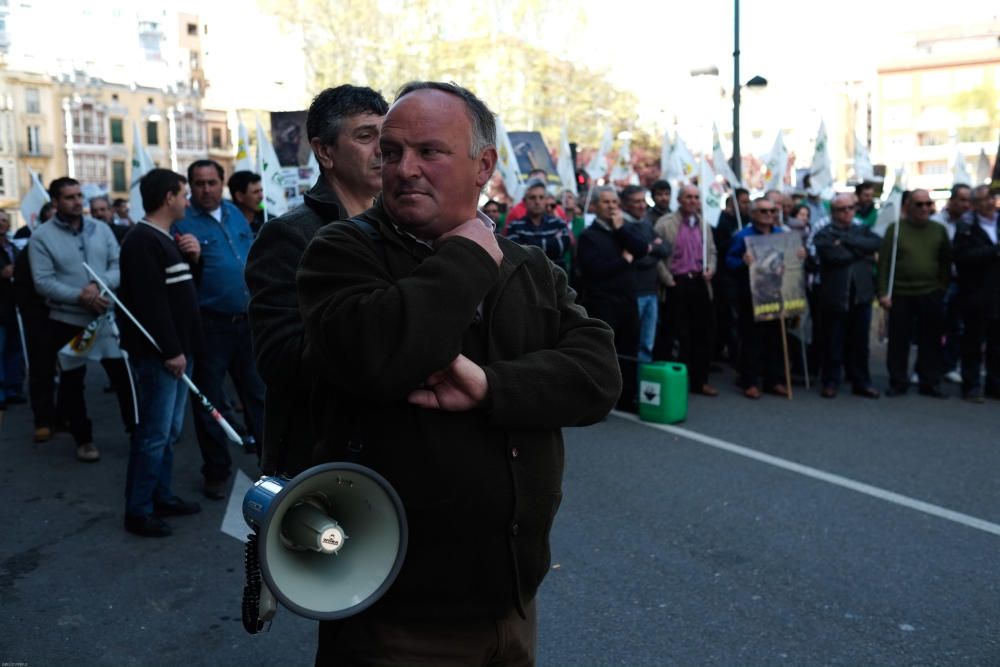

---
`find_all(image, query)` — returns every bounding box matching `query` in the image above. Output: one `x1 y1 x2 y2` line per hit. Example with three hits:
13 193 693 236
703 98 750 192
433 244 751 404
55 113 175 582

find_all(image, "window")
110 118 124 144
26 125 40 154
146 120 159 145
112 160 126 192
71 103 107 144
76 153 109 185
25 88 40 114
176 112 205 151
917 132 946 147
0 166 6 197
211 127 223 149
918 160 947 176
187 22 197 36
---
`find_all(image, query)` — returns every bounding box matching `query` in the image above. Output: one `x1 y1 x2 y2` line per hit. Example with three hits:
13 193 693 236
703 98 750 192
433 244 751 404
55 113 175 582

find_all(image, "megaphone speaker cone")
244 462 408 620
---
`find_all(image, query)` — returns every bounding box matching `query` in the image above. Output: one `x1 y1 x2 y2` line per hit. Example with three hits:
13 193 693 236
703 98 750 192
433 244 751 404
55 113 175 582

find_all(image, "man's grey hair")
525 179 547 193
394 81 496 158
831 193 856 208
593 185 618 200
751 196 772 212
89 195 110 208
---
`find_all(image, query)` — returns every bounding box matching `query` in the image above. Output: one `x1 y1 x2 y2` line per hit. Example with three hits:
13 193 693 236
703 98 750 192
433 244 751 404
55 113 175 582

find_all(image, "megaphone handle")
241 532 274 634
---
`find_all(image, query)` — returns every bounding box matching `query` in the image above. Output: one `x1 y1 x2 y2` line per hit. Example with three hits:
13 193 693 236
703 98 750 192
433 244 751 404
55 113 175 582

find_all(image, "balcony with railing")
18 141 53 157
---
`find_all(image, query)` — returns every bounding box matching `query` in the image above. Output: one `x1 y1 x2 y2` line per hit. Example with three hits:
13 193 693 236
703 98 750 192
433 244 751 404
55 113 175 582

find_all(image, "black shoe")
5 394 26 405
124 515 172 537
153 497 202 517
820 385 837 399
203 479 229 500
852 386 880 399
918 385 948 399
886 385 908 397
985 390 1000 400
963 391 985 404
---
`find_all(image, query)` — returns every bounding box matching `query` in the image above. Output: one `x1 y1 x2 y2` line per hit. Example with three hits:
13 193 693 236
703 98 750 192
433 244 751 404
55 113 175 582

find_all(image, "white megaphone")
241 462 407 632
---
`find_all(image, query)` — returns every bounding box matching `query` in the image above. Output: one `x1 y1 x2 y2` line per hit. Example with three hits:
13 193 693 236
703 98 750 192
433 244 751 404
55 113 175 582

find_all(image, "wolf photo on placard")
745 233 807 322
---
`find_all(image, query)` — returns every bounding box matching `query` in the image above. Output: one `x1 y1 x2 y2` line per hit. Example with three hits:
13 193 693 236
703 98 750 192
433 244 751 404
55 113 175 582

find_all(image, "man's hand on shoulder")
436 218 503 266
407 354 489 411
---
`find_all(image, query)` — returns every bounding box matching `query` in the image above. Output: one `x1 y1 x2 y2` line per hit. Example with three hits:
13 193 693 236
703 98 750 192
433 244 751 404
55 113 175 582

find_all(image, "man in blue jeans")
173 159 265 499
119 169 203 537
620 185 670 363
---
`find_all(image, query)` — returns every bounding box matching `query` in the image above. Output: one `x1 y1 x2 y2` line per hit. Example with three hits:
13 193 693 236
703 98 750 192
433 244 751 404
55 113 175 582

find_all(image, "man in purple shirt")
654 185 719 396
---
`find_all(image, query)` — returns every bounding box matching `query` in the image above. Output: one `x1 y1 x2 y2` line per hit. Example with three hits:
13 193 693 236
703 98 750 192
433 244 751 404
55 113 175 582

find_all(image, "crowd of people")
486 177 999 407
1 77 997 663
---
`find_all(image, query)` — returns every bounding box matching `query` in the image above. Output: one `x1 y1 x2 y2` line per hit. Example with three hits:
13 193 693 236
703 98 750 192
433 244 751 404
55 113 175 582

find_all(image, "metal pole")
732 0 741 183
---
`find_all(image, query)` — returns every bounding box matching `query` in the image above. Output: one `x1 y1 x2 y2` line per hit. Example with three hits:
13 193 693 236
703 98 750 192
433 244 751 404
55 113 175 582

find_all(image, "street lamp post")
732 0 767 183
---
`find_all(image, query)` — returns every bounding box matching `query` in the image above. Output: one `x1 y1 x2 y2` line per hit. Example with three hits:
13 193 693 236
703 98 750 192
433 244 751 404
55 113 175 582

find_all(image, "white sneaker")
76 442 100 462
945 370 963 384
910 372 919 384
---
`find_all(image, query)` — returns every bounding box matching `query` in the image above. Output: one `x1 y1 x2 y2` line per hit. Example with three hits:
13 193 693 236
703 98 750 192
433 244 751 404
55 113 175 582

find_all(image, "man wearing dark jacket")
246 85 389 478
577 186 649 410
813 193 882 398
298 81 620 665
0 211 23 408
119 169 203 537
621 184 670 363
953 185 1000 401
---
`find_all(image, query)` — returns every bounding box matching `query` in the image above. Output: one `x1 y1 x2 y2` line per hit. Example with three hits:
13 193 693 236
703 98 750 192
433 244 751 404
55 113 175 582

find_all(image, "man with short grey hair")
297 81 620 664
813 193 882 398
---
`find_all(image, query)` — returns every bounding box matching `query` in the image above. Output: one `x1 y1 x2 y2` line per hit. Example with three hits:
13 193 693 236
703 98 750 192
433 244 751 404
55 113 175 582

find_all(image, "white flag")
129 121 156 221
976 148 992 185
763 130 789 192
19 169 50 229
610 136 637 184
494 114 525 202
556 125 577 193
660 130 675 182
672 134 697 183
951 146 971 187
699 158 724 229
808 120 834 195
853 132 874 183
255 116 289 218
235 116 253 173
58 312 124 371
711 123 741 188
874 168 906 238
585 127 613 182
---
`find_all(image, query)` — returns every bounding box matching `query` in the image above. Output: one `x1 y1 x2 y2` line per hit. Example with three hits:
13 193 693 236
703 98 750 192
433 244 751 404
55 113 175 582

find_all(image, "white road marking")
614 411 1000 538
221 469 255 543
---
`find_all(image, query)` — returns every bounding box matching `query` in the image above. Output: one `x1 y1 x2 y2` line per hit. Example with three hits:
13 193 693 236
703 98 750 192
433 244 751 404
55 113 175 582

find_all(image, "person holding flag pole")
877 189 951 398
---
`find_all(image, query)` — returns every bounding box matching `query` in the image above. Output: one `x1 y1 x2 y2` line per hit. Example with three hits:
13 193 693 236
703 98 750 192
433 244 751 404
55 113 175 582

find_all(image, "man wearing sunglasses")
877 189 951 397
813 194 882 398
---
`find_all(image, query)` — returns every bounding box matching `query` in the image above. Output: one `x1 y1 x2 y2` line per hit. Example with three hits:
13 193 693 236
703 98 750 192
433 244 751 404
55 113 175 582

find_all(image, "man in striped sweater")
505 180 572 273
119 169 204 537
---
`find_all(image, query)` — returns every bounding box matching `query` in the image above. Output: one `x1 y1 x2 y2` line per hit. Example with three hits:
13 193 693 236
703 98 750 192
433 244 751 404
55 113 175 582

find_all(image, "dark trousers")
670 276 714 389
961 309 1000 396
584 295 639 411
736 304 784 390
712 273 739 365
192 311 265 482
821 302 873 390
37 319 134 444
22 307 54 427
887 292 944 390
943 281 963 372
317 601 536 667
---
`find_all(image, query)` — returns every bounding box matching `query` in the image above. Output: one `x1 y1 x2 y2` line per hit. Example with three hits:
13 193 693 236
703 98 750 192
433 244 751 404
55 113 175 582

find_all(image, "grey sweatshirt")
29 216 120 327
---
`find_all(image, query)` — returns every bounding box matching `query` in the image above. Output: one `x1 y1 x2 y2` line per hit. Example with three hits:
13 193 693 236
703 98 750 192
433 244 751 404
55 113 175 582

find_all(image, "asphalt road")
1 353 998 666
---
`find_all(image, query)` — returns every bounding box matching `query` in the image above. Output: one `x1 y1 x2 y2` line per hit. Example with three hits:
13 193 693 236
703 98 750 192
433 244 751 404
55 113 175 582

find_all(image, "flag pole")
81 262 244 446
779 316 793 400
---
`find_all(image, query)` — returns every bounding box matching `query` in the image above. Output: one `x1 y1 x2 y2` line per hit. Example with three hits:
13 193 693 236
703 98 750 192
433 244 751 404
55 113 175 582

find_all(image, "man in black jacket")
298 81 620 666
953 185 1000 402
813 193 882 398
245 85 389 478
621 185 670 364
0 211 24 409
577 186 649 411
119 169 203 537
